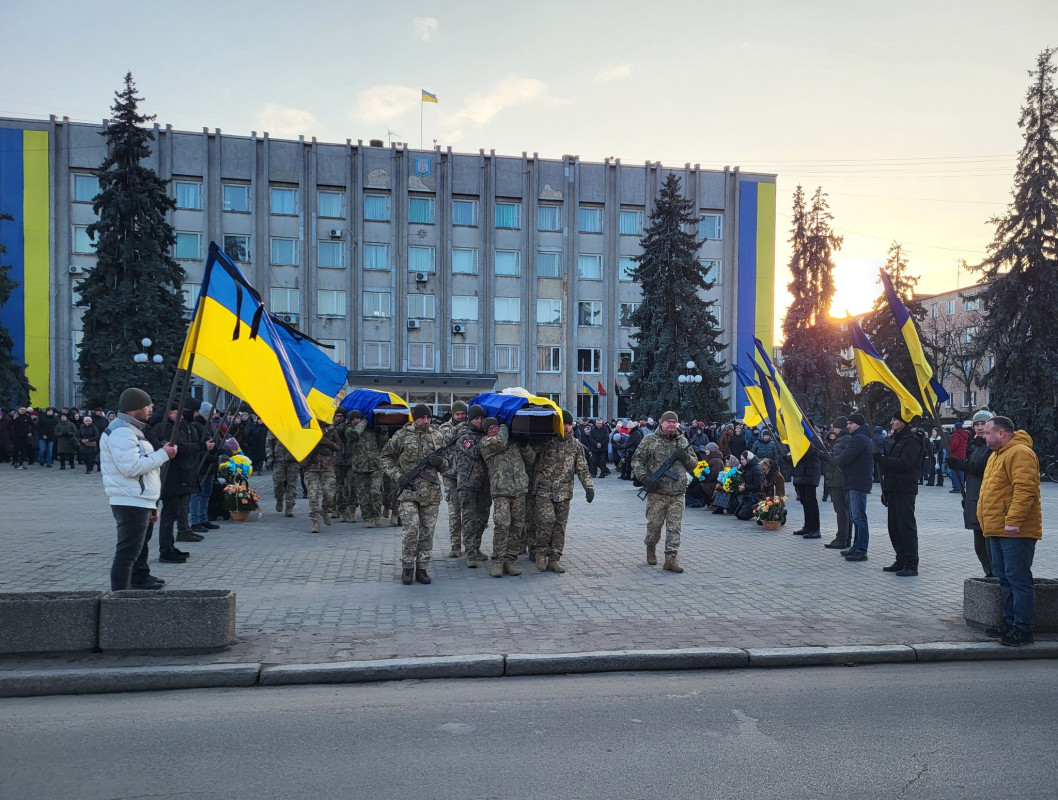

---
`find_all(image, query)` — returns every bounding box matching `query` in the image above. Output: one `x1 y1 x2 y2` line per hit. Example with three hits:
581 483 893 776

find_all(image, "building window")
495 249 521 276
538 205 561 231
618 350 634 373
223 184 250 213
495 201 521 229
495 297 521 323
578 206 602 233
577 394 600 418
181 283 200 314
537 299 562 325
537 346 561 373
453 199 478 227
364 292 391 319
317 338 346 366
495 345 520 372
453 344 478 371
409 343 434 371
408 294 436 319
577 348 602 373
619 209 643 236
578 301 602 327
73 225 95 254
962 326 978 344
409 246 435 273
223 235 250 263
944 394 954 409
699 259 722 284
364 243 390 270
452 247 478 274
714 305 723 327
318 240 345 268
270 237 298 265
452 296 479 321
537 251 561 278
619 256 637 282
698 213 722 240
928 304 938 318
174 231 202 261
962 391 977 408
271 187 298 215
578 254 603 280
270 288 300 314
318 190 345 219
364 341 390 369
364 194 391 221
619 303 640 327
72 174 99 204
964 297 980 311
409 196 436 224
317 290 347 317
175 181 203 210
946 299 956 315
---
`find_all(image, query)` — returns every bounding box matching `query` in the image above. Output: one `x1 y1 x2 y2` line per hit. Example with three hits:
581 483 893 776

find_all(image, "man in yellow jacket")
979 416 1042 646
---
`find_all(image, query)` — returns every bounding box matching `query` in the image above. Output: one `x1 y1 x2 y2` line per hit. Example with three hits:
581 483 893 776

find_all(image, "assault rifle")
388 437 460 505
636 452 684 500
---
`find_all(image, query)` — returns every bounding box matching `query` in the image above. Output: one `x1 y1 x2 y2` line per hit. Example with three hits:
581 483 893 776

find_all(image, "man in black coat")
833 413 874 562
791 444 824 539
874 415 925 576
153 403 212 563
588 418 611 478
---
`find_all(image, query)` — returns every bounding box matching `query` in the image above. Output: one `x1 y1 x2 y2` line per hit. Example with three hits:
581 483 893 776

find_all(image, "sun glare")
830 259 885 317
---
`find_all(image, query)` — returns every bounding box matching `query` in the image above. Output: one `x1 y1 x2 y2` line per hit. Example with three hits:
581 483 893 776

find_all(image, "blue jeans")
189 469 214 525
947 467 964 491
989 537 1037 632
847 489 869 553
37 439 54 466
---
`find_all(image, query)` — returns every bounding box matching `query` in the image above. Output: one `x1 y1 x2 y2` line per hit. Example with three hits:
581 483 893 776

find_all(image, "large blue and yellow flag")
731 364 766 429
880 269 949 414
754 339 813 466
178 244 321 461
849 317 923 422
271 318 348 424
339 388 410 426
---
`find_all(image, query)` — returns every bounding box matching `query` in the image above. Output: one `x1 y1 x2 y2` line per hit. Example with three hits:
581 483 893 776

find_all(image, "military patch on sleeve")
463 440 472 449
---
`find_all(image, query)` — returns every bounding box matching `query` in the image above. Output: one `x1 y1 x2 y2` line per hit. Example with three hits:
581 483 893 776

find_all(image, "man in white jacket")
100 388 177 591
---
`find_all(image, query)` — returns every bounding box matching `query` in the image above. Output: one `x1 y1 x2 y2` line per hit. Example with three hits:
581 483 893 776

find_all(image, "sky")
3 0 1056 332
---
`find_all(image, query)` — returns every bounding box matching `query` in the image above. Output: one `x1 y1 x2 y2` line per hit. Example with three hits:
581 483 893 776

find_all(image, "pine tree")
970 47 1058 440
77 73 188 409
626 173 727 420
0 212 34 405
780 186 852 423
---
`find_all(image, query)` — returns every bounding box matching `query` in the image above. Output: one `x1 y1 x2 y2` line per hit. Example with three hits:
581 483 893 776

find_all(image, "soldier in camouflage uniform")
346 409 385 527
480 418 536 578
301 423 342 533
455 405 491 567
631 410 697 573
532 408 594 573
381 404 447 585
265 429 299 517
438 401 468 558
330 409 354 521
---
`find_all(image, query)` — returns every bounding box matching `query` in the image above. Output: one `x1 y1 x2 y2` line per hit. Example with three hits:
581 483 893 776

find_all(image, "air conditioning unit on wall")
329 228 342 239
275 312 299 325
415 271 429 283
451 324 466 334
68 265 85 275
407 319 421 330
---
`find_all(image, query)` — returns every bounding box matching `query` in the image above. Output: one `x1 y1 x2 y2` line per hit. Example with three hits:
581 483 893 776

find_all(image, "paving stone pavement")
1 463 1054 670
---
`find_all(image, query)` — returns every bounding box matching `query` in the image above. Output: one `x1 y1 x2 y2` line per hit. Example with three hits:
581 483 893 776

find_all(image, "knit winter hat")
848 413 866 426
199 402 213 417
411 404 432 421
659 411 678 423
452 401 468 413
118 388 152 413
347 409 361 419
467 404 485 420
972 409 994 424
483 416 500 431
832 416 848 429
561 409 573 425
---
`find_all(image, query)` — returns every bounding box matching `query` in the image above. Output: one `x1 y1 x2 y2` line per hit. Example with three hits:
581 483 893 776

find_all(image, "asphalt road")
2 661 1055 800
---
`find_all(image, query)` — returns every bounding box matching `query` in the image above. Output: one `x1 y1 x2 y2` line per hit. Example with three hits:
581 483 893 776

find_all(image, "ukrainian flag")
582 381 596 395
731 364 766 429
178 244 321 461
422 90 438 104
880 270 949 413
849 317 923 422
340 388 411 425
754 339 813 466
271 317 348 424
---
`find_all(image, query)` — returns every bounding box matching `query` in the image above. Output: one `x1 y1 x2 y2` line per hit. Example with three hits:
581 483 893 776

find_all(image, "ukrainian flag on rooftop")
422 89 438 103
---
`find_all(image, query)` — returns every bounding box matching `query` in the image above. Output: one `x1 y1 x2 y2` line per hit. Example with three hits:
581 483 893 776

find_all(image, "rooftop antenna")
386 127 401 145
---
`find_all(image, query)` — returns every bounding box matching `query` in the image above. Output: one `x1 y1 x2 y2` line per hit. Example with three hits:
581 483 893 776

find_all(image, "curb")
2 642 1056 698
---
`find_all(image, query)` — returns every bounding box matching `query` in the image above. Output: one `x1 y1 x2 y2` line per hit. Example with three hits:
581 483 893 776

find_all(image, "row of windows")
70 174 723 237
355 343 633 375
928 296 981 316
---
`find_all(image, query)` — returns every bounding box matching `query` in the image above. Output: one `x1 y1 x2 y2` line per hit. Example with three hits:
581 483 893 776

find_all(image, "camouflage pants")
459 488 492 556
334 464 350 516
442 475 461 549
399 498 440 566
351 471 381 521
523 492 537 555
305 469 336 522
491 494 525 563
273 459 299 510
535 497 571 559
645 492 684 555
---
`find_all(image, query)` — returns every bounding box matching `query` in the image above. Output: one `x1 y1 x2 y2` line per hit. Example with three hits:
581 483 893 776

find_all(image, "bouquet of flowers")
221 453 253 480
718 467 744 493
223 479 260 512
693 461 712 480
755 494 787 522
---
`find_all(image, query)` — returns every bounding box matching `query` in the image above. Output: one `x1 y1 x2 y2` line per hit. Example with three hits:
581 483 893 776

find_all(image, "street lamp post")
133 337 164 365
677 359 702 416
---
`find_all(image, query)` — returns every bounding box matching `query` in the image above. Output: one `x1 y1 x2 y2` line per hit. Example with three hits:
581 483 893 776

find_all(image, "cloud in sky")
353 85 422 122
592 63 632 84
444 76 553 128
412 17 439 42
255 103 319 138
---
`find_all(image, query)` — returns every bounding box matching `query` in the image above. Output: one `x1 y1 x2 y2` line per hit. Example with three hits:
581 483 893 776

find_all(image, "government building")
0 115 776 417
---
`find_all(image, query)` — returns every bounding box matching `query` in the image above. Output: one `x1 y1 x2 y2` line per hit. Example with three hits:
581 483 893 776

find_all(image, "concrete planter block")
99 589 236 653
964 577 1058 633
0 591 102 655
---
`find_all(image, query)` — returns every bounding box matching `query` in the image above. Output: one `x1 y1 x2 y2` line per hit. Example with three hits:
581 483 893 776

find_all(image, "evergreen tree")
77 73 188 408
780 186 852 422
0 212 34 405
970 47 1058 440
626 173 727 420
861 243 926 421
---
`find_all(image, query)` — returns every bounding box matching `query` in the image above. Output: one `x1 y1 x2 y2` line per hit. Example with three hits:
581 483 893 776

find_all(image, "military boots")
663 554 684 573
646 544 657 565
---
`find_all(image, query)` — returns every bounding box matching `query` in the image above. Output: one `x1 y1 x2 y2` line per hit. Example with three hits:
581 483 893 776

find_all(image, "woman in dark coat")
77 415 100 473
53 413 79 469
729 424 748 460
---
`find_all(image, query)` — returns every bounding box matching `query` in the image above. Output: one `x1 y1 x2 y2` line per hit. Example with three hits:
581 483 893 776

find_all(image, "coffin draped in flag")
178 244 321 461
880 269 949 413
339 388 411 427
270 318 348 424
468 389 564 437
848 317 924 422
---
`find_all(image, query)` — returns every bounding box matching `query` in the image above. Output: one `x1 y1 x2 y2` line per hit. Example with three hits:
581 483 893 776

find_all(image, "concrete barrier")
0 591 102 655
98 589 236 653
963 577 1058 632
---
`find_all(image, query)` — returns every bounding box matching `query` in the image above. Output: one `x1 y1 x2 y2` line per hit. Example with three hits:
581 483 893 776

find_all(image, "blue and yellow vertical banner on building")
0 127 50 406
735 179 776 411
